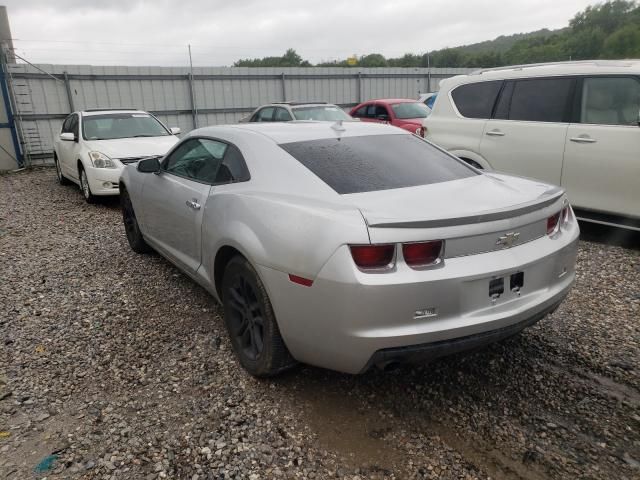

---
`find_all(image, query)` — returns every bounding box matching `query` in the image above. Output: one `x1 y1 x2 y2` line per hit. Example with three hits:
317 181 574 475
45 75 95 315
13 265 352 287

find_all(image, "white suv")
424 60 640 230
53 109 180 203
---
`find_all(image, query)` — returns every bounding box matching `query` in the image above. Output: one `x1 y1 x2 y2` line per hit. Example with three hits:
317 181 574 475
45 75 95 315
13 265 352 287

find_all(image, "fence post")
281 73 287 102
357 72 362 103
63 71 74 112
187 72 198 129
0 50 23 168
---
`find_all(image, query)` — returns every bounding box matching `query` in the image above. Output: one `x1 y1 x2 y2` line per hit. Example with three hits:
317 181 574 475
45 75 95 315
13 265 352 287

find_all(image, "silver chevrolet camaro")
119 121 579 376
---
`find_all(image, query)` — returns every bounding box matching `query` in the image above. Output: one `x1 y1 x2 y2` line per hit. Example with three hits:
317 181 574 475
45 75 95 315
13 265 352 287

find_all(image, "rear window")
451 81 503 119
279 134 476 194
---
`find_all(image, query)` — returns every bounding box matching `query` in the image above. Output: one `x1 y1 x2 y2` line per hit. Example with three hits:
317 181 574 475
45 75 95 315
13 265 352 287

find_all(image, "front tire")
222 256 295 377
121 188 152 254
54 156 71 185
79 167 97 204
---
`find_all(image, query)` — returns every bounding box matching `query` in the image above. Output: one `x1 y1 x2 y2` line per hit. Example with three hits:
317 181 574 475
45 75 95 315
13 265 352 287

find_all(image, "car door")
140 137 227 274
57 114 81 180
479 77 575 185
562 76 640 218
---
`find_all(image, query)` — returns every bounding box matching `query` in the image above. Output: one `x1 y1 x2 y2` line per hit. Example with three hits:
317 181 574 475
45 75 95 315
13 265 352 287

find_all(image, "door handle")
570 136 597 144
486 130 505 137
185 199 201 210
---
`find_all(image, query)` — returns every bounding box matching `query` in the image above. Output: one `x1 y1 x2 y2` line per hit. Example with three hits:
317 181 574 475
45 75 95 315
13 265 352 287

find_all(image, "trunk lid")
343 173 565 254
344 173 561 228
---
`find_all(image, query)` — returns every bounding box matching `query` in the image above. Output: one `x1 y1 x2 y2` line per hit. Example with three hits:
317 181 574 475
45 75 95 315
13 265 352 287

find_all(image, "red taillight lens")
547 211 561 235
350 244 395 270
403 240 443 268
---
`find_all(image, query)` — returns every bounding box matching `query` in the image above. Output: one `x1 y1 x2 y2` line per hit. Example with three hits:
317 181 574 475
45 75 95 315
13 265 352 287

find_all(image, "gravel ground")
1 168 639 480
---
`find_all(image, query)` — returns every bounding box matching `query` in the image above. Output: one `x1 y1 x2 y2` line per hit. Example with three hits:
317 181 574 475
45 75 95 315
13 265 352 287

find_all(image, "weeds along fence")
6 64 472 166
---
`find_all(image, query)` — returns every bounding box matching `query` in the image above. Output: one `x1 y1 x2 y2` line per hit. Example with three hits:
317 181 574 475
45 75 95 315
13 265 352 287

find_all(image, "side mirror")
137 157 161 173
170 127 181 135
59 132 75 142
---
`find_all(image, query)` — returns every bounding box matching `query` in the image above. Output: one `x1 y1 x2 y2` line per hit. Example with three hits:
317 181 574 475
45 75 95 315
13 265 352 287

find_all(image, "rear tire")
54 156 71 185
121 188 152 254
222 256 295 377
79 167 97 204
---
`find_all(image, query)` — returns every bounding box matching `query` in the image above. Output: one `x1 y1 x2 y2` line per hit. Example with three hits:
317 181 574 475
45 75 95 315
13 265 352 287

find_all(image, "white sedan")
120 121 579 376
53 109 180 203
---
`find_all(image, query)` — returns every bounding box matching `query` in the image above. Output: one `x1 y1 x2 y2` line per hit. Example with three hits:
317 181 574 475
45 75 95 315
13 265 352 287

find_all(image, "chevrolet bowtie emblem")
496 232 520 249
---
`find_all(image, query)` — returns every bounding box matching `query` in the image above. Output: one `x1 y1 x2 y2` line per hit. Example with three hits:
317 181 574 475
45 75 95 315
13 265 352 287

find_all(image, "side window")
375 105 390 118
451 81 503 119
581 77 640 126
68 114 79 138
366 104 377 117
274 107 293 122
353 105 368 118
215 144 250 185
61 115 73 133
164 138 227 184
253 107 275 122
508 78 574 123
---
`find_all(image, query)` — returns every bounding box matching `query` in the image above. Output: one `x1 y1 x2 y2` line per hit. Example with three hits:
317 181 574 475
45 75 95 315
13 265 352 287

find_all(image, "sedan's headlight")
88 151 116 168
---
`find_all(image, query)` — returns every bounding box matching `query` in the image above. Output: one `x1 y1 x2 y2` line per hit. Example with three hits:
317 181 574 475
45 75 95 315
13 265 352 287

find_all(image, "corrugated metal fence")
6 64 472 166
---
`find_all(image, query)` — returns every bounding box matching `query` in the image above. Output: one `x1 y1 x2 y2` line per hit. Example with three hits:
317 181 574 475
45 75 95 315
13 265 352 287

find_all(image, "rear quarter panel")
200 189 370 299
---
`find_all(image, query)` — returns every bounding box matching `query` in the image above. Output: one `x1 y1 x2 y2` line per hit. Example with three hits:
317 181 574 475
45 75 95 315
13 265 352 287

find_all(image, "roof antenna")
331 119 346 132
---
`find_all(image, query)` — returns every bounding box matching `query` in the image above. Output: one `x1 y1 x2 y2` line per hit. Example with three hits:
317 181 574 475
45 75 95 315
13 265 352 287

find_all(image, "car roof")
443 60 640 88
263 102 337 108
366 98 420 105
80 109 150 117
190 121 409 145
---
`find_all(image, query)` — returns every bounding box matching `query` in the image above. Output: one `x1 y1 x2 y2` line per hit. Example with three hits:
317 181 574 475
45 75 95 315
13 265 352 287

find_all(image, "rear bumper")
362 295 564 372
257 222 579 374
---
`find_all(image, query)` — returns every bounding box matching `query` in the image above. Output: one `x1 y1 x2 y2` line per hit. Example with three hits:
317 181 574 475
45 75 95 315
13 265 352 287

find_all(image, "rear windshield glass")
390 102 430 119
279 134 476 194
292 106 352 121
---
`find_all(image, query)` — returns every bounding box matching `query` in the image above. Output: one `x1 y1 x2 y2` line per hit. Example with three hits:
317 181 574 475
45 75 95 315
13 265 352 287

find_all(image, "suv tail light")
403 240 444 268
350 244 395 270
547 211 561 235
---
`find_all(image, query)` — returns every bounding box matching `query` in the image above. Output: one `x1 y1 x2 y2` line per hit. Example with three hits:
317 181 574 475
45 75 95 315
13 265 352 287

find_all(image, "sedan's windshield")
82 113 170 140
292 106 352 121
391 102 430 119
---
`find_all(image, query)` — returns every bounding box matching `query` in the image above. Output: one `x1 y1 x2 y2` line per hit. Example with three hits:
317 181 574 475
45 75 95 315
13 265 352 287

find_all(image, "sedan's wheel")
121 189 152 253
54 157 71 185
79 168 97 204
222 256 295 377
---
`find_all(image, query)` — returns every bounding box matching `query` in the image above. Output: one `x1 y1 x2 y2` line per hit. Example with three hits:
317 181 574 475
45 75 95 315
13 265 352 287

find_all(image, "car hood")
84 136 179 159
343 173 563 228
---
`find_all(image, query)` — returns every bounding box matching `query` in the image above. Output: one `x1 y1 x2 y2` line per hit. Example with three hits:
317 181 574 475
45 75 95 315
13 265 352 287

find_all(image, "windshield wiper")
130 134 162 138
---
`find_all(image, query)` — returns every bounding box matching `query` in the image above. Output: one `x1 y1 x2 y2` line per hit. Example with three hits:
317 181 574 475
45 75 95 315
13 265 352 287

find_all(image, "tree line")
233 1 640 68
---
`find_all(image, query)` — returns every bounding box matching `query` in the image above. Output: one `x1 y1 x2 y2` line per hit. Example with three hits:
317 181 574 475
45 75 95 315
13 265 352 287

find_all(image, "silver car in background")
119 122 579 376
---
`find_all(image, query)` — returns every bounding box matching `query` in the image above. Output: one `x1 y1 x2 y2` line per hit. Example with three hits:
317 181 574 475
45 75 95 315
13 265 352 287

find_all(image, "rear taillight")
350 244 395 270
402 240 444 268
547 211 561 235
415 126 426 137
561 205 571 226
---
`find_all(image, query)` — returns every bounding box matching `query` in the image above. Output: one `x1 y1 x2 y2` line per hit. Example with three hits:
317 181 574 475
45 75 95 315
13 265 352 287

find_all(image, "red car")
350 99 430 137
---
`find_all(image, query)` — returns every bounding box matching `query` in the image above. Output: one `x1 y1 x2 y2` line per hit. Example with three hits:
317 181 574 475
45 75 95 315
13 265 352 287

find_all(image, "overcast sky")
4 0 598 67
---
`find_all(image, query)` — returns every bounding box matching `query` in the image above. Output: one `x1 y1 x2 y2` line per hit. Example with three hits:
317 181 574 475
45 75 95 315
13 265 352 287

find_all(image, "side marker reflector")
289 274 313 287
